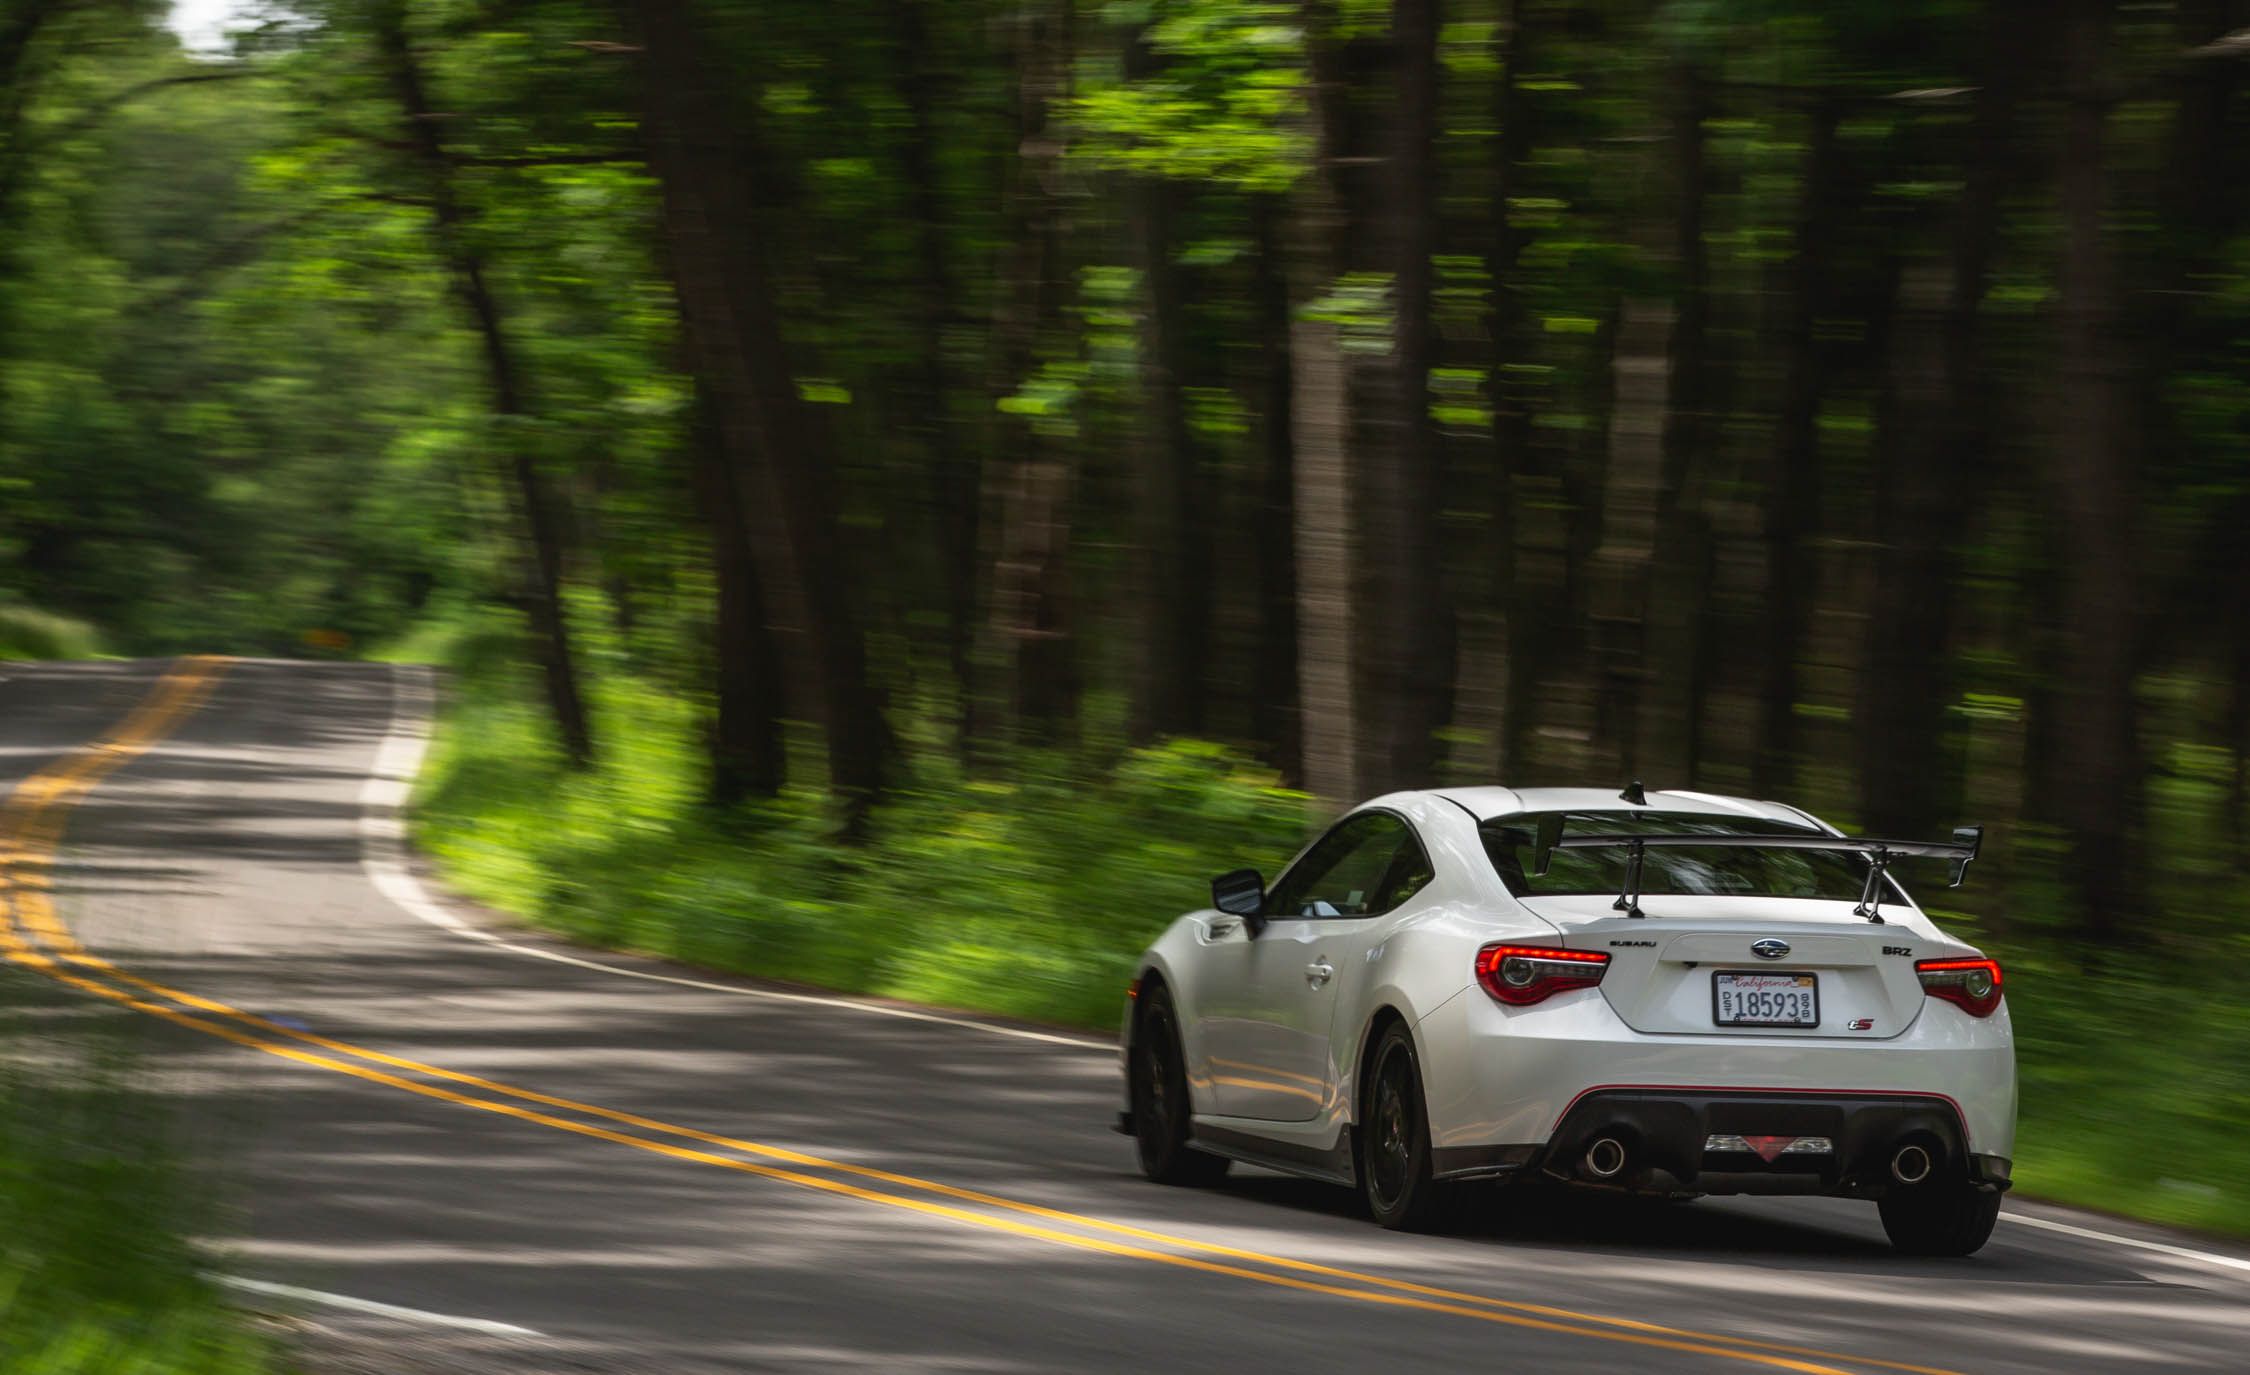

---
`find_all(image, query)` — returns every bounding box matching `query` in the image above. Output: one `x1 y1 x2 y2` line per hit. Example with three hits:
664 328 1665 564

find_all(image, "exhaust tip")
1890 1143 1933 1185
1586 1136 1628 1180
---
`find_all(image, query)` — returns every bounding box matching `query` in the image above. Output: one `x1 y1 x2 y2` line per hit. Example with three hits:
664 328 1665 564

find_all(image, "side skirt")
1189 1120 1358 1186
1431 1143 1538 1182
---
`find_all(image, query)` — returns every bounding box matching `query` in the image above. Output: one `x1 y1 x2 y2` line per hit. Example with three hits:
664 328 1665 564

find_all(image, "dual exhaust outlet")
1583 1135 1629 1180
1577 1134 1937 1184
1889 1142 1933 1185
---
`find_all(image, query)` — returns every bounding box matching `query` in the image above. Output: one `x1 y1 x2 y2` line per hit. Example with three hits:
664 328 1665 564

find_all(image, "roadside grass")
1997 946 2250 1238
0 1037 273 1374
0 598 105 661
409 624 1311 1030
408 634 2250 1239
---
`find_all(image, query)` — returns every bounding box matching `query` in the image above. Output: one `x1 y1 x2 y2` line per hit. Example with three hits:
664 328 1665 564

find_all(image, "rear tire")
1359 1022 1453 1231
1129 986 1229 1187
1878 1181 2002 1256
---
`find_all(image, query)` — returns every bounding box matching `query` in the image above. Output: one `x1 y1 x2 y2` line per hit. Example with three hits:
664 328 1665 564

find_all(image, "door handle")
1305 959 1334 988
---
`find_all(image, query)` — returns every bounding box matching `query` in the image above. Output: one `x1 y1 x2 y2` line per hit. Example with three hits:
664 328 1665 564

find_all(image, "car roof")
1424 786 1828 831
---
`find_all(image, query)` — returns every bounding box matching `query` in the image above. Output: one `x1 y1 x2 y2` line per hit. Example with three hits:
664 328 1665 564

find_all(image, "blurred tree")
1 0 2246 931
1122 9 1210 744
1292 0 1359 802
2051 0 2139 940
367 0 596 768
624 0 899 820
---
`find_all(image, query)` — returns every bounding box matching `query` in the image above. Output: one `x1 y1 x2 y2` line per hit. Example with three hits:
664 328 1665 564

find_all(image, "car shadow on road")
1206 1170 2159 1285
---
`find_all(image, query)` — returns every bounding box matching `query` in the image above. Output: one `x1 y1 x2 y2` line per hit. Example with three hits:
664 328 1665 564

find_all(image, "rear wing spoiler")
1529 819 1983 923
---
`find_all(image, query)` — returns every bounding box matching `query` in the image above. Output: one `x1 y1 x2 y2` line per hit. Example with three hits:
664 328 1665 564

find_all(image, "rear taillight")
1916 956 2003 1018
1475 943 1609 1006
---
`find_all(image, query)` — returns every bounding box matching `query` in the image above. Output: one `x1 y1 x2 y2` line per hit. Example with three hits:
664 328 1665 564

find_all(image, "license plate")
1713 972 1819 1027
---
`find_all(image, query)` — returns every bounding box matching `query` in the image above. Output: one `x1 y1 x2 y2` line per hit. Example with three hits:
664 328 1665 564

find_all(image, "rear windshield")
1480 810 1893 903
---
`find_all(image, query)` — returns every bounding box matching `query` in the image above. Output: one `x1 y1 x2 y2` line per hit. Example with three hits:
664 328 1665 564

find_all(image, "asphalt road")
2 657 2245 1374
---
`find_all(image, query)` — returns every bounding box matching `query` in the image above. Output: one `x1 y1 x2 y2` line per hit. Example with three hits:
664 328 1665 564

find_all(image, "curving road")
1 657 2245 1374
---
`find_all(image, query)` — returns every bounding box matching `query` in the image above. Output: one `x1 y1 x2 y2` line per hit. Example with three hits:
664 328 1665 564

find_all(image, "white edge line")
357 663 1115 1054
217 1275 544 1337
1998 1211 2250 1277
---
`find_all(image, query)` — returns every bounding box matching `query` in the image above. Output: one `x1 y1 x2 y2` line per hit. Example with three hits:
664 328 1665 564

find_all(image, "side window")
1266 813 1433 919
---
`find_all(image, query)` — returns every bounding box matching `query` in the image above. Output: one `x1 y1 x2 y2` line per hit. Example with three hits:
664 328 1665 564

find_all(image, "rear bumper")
1415 983 2018 1165
1538 1087 2011 1197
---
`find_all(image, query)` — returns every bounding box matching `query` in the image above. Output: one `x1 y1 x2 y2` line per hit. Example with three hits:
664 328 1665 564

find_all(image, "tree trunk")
1249 195 1300 783
891 0 980 747
1860 260 1956 838
1291 2 1357 803
692 383 783 806
1751 96 1843 798
1352 0 1447 796
984 0 1079 749
371 1 594 769
1485 0 1537 781
1121 22 1207 743
2052 0 2141 940
1859 2 2023 839
2133 2 2250 702
627 0 895 823
1633 60 1714 786
1587 299 1673 783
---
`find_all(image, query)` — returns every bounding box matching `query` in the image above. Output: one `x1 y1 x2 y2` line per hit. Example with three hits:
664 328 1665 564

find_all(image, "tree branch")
453 149 644 167
125 205 332 317
32 69 261 149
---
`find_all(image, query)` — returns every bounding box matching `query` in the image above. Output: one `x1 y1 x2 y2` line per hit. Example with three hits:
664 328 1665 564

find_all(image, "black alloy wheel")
1130 985 1229 1186
1360 1021 1449 1230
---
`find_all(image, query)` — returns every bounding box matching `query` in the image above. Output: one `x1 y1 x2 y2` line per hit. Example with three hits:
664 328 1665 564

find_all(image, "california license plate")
1713 972 1819 1027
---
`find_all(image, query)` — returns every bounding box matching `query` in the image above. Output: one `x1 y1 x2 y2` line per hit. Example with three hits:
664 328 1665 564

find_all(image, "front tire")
1878 1181 2002 1256
1359 1022 1452 1231
1130 986 1229 1187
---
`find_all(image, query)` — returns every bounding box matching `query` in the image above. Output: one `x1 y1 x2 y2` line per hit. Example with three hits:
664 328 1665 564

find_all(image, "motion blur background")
1 0 2246 1323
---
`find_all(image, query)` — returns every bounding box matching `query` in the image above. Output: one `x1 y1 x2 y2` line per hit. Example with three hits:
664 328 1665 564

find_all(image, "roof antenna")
1620 780 1647 805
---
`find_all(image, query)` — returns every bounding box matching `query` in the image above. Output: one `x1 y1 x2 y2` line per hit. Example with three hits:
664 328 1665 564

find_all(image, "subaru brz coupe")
1117 785 2013 1255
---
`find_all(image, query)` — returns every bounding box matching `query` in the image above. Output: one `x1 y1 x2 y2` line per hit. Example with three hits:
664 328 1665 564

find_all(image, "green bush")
0 599 104 661
2001 950 2250 1236
412 652 1312 1030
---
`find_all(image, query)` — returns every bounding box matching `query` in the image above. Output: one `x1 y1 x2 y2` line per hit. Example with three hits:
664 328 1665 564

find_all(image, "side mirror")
1211 868 1266 927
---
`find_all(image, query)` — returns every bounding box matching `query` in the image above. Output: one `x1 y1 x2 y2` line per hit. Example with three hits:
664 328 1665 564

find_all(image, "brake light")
1476 943 1609 1006
1916 957 2003 1017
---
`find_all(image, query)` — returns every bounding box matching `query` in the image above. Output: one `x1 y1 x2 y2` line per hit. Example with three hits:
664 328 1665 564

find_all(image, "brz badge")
1751 938 1791 960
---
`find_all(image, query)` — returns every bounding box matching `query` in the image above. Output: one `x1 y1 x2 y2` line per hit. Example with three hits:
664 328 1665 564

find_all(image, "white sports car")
1117 785 2014 1255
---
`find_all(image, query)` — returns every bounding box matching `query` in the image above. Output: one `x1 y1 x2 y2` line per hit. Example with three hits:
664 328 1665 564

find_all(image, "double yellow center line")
0 659 1966 1375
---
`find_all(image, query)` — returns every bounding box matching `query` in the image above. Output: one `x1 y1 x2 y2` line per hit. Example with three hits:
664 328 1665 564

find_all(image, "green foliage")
1071 1 1309 192
414 638 1313 1030
0 1052 272 1374
2004 955 2250 1238
0 596 102 659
